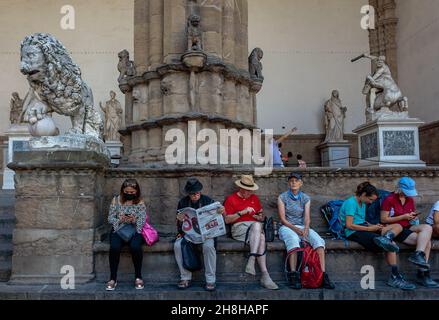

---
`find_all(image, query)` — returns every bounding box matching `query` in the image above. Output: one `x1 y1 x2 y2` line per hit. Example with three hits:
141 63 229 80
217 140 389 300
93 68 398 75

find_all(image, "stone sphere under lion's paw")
28 117 59 137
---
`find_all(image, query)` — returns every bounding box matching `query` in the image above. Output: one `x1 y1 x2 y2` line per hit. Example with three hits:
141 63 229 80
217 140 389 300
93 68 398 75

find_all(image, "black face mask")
124 193 137 201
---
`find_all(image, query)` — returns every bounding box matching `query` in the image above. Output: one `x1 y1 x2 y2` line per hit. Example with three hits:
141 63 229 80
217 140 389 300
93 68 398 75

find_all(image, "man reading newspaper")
173 178 225 291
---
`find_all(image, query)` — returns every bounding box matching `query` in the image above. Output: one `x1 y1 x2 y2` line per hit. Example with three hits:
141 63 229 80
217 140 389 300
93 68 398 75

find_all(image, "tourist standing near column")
106 179 147 291
380 177 439 288
224 175 279 290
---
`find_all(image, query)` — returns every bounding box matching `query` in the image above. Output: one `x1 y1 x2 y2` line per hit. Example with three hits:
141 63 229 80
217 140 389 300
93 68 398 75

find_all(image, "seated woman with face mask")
106 179 147 291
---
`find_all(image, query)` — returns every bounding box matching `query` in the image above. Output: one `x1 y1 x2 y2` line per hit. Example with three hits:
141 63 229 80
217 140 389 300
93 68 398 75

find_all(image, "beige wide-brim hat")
235 175 259 191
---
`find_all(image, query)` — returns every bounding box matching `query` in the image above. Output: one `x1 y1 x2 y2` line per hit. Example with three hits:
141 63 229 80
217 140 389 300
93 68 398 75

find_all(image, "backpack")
263 217 275 243
366 190 391 225
285 242 323 289
320 200 345 240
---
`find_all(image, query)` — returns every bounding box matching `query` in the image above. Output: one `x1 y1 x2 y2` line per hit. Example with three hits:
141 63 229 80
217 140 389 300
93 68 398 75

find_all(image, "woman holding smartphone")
224 175 279 290
380 177 439 288
106 179 147 291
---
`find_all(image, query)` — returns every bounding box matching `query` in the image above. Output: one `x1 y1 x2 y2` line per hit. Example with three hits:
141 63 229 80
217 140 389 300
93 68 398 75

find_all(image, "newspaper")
178 202 226 244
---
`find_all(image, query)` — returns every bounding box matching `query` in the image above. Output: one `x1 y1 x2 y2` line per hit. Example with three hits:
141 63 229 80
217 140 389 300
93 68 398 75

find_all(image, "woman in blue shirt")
340 182 415 291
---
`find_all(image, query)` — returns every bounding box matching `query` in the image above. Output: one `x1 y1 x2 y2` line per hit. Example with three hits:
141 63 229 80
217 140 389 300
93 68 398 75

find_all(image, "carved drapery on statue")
20 33 104 139
100 91 123 142
324 90 347 143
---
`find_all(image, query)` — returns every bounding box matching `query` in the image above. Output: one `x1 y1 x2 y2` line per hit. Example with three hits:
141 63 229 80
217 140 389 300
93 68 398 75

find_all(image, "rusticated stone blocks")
8 150 109 284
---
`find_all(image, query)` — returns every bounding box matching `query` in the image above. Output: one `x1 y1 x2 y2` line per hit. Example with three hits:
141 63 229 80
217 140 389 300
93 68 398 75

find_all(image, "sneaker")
387 273 416 291
135 278 144 290
373 236 400 253
289 271 302 290
322 273 335 290
205 283 216 292
408 251 430 270
105 280 117 291
417 270 439 288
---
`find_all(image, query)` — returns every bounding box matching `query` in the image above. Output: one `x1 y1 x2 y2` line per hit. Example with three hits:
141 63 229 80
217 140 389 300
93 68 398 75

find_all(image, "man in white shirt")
426 201 439 238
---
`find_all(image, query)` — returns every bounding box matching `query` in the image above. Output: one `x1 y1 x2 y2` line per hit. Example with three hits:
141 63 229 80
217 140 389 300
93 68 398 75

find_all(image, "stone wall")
104 167 439 236
396 0 439 124
420 121 439 166
276 134 359 167
9 150 109 284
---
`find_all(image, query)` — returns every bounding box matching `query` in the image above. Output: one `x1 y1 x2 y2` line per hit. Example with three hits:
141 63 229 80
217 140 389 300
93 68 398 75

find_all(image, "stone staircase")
0 190 15 281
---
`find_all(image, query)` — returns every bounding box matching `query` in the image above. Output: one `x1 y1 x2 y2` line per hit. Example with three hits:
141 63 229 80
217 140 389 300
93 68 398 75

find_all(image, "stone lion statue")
249 48 264 80
117 49 136 83
20 33 103 139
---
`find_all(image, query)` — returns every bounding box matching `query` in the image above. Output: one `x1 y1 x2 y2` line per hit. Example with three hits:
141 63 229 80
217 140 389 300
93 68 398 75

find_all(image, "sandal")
105 280 117 291
177 280 191 290
205 283 216 292
135 278 144 290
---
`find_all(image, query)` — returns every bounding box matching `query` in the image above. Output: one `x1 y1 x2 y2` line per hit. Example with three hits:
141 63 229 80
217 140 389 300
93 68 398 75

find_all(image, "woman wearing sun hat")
224 175 279 290
380 177 439 288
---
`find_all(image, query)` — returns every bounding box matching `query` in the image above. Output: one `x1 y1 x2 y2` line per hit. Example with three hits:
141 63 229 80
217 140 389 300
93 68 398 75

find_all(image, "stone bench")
93 236 439 283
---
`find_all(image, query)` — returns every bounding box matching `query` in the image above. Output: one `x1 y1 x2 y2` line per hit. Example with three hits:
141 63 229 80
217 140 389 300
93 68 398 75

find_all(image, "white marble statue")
20 33 103 138
100 91 123 142
352 54 408 122
324 90 347 142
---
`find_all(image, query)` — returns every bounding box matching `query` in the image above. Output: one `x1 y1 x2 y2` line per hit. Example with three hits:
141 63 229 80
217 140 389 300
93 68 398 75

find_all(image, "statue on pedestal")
20 33 103 138
352 54 408 122
249 48 264 80
100 91 123 142
324 90 347 143
187 14 203 51
117 49 136 83
10 92 24 125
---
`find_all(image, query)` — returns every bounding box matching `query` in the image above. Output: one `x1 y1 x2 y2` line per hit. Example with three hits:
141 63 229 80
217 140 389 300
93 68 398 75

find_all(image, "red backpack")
285 242 323 288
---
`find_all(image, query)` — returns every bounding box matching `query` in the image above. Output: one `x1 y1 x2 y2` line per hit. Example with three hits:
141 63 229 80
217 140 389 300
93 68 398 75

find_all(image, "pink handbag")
141 215 159 246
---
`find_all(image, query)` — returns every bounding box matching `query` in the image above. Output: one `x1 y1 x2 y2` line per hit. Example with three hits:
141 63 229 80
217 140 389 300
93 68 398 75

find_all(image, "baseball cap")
398 177 418 197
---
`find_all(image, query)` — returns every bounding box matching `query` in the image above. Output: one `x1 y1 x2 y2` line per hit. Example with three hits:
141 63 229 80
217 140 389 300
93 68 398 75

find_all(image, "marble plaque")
361 132 378 159
383 130 415 156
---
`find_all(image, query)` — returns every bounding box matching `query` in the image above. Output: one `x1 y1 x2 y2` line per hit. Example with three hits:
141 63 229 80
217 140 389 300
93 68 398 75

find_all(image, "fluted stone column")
120 0 261 165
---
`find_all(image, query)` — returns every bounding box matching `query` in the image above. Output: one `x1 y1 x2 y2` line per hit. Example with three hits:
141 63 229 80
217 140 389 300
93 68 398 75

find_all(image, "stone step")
93 237 439 284
0 207 15 215
0 281 438 300
0 191 15 205
0 214 15 229
0 228 13 241
0 261 11 282
0 243 13 261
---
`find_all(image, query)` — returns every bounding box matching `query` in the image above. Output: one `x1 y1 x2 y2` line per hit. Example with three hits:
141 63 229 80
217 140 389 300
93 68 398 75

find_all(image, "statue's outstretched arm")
363 54 378 61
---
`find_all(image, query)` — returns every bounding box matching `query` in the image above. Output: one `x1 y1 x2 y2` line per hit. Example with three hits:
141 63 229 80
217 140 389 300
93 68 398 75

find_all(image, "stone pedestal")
353 118 426 167
2 124 31 190
105 141 123 166
7 143 110 284
317 141 351 168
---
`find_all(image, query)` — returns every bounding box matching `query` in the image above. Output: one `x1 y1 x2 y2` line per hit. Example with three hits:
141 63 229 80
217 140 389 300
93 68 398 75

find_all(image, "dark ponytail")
355 182 378 197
